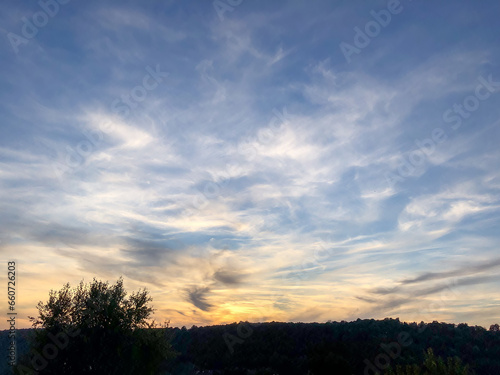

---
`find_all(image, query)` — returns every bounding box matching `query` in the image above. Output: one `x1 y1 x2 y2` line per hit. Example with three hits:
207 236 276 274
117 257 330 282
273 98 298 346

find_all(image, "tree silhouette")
385 348 473 375
15 277 176 375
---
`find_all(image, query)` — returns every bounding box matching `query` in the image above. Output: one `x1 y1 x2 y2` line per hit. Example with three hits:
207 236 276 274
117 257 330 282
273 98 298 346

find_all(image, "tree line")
1 278 499 374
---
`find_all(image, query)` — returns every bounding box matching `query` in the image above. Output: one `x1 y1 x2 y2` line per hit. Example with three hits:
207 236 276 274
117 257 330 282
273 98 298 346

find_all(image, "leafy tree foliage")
15 278 176 375
385 348 472 375
163 319 500 374
5 301 500 374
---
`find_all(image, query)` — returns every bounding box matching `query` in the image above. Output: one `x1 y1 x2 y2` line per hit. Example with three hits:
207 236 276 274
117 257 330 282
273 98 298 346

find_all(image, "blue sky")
1 0 500 329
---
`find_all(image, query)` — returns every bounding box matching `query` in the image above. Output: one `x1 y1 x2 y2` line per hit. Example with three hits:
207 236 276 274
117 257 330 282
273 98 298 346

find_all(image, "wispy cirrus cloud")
1 0 500 329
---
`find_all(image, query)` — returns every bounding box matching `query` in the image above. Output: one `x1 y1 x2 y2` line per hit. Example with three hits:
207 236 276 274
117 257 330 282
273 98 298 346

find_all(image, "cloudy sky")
1 0 500 329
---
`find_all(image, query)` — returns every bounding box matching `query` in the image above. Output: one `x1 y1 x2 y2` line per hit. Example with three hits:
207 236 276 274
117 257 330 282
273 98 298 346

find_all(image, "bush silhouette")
15 277 176 375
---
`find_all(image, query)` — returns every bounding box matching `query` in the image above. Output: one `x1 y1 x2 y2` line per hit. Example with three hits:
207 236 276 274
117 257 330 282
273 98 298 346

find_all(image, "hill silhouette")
3 318 500 374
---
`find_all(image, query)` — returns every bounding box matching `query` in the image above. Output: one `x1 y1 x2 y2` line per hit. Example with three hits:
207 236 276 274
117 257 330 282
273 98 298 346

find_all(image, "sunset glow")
1 0 500 331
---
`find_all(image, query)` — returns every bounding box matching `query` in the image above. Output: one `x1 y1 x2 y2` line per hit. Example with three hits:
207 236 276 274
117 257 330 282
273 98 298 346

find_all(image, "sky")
1 0 500 330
